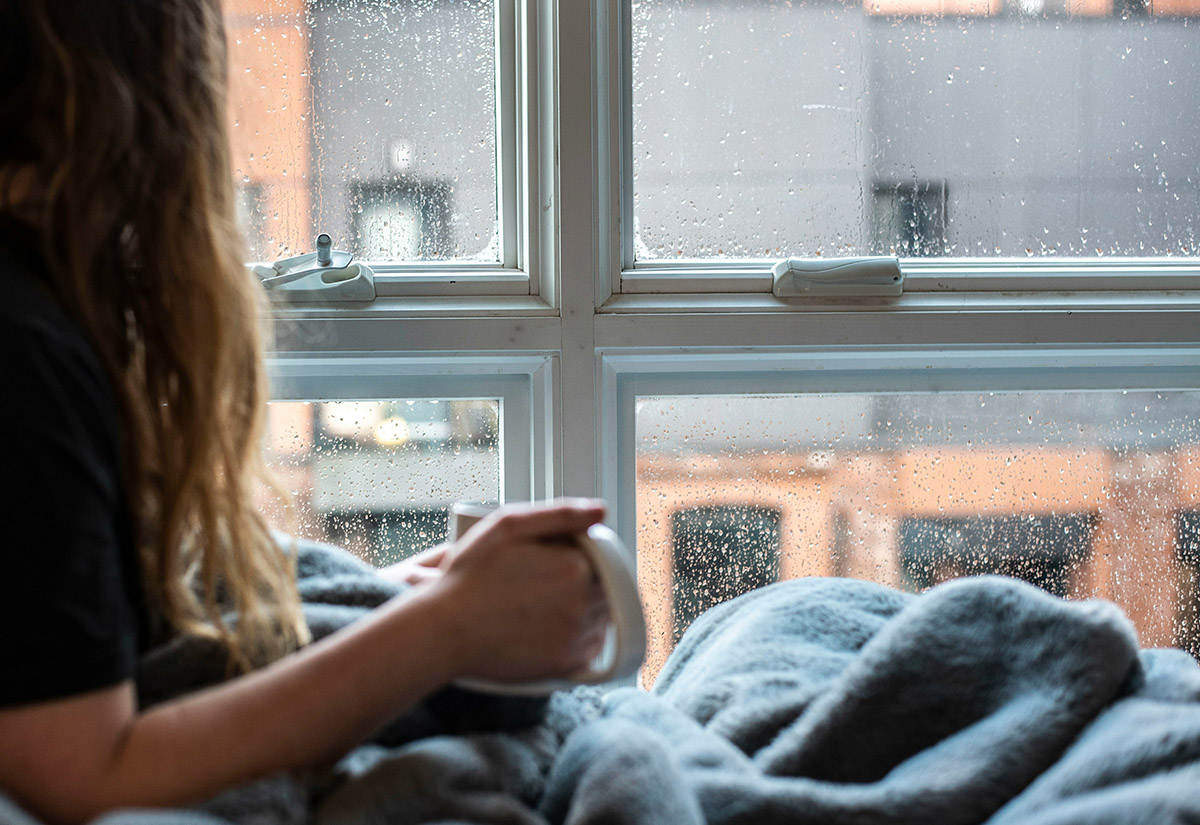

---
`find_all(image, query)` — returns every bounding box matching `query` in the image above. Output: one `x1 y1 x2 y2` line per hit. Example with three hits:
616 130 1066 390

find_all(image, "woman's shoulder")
0 222 116 414
0 220 142 709
0 219 124 507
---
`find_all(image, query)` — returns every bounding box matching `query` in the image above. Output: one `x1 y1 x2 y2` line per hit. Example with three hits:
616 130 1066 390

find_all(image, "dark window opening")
872 180 948 258
830 510 853 578
898 514 1094 597
1174 512 1200 659
321 507 449 568
671 506 781 642
352 179 452 261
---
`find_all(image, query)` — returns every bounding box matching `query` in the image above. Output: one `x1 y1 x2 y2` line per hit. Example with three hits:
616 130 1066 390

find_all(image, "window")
263 399 500 567
671 506 781 641
307 1 499 264
352 180 454 261
623 0 1200 295
1175 512 1200 657
898 515 1094 595
631 380 1200 673
872 181 949 258
229 1 1200 682
226 0 524 281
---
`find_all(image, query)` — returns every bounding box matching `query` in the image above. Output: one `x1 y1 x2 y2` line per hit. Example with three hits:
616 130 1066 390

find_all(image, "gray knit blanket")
5 538 1199 825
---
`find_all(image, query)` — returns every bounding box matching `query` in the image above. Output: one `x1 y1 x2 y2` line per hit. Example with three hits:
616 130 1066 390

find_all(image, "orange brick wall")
223 0 311 257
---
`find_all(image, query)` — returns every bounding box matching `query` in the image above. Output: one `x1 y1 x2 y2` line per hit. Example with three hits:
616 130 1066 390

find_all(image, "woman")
0 2 608 822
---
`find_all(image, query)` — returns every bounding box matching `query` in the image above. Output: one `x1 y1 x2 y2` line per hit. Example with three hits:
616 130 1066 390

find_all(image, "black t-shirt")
0 217 146 707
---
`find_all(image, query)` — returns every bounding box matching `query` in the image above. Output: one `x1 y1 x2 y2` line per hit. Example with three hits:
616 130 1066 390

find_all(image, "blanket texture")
7 538 1199 825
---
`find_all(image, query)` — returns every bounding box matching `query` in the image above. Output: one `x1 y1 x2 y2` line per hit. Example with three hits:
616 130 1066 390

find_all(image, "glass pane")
262 399 500 567
631 0 1200 260
636 391 1200 680
225 0 498 263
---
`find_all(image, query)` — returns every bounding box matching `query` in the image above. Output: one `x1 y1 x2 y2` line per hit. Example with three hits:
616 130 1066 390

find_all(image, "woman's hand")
426 499 611 685
379 543 450 587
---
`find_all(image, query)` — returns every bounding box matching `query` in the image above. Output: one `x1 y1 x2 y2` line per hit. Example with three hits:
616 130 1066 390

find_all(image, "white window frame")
599 346 1200 547
268 354 558 503
268 0 1200 542
608 0 1200 301
361 0 547 301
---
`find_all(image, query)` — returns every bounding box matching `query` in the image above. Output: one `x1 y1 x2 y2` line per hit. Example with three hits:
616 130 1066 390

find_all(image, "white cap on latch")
772 257 903 298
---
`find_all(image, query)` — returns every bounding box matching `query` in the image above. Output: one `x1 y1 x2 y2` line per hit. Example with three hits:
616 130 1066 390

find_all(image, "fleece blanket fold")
5 537 1198 825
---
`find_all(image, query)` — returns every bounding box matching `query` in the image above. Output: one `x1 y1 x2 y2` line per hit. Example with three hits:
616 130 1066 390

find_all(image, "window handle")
772 257 903 298
254 233 376 303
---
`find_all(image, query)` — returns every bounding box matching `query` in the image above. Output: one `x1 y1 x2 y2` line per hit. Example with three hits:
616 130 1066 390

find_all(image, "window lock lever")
772 256 903 299
254 233 376 302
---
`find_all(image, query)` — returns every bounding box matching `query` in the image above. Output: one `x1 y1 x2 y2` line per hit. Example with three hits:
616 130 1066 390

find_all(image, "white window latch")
254 233 376 302
772 257 903 298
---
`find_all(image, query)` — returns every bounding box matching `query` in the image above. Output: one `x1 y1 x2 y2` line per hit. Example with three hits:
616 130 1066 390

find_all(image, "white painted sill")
620 258 1200 295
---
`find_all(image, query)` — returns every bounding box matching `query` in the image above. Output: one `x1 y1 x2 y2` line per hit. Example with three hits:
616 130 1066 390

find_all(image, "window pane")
225 0 498 263
631 0 1200 260
636 391 1200 679
263 399 500 566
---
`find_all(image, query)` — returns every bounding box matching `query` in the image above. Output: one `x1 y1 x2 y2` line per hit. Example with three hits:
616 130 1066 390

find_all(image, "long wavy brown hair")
0 0 309 669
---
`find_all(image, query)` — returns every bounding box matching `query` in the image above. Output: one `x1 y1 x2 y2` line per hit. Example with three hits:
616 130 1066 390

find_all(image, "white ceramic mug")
448 502 647 696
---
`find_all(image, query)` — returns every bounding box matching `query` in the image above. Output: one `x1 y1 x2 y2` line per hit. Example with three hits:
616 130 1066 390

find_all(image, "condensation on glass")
262 399 500 567
224 0 498 263
631 0 1199 260
636 391 1200 678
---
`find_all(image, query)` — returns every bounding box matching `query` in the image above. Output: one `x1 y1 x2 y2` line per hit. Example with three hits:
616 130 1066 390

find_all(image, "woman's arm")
0 501 609 825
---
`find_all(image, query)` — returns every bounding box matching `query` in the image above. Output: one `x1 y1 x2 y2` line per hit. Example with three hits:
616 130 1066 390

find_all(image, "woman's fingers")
378 543 451 587
433 499 617 683
476 499 606 545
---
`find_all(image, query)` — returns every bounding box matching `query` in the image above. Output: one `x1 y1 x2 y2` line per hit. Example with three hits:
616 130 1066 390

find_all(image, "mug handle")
451 519 647 697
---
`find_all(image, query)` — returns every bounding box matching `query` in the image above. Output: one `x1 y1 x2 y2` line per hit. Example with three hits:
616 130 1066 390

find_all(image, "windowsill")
595 291 1200 349
620 258 1200 296
269 296 561 355
600 289 1200 315
269 294 557 320
267 290 1200 354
